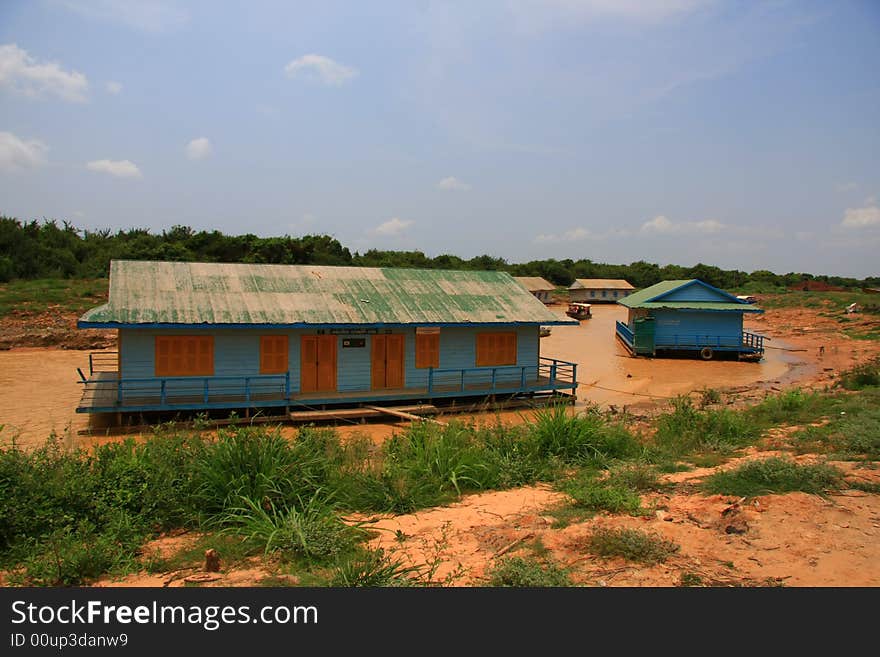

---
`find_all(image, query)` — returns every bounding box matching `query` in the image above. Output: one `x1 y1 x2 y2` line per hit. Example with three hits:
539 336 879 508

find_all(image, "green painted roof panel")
80 260 575 326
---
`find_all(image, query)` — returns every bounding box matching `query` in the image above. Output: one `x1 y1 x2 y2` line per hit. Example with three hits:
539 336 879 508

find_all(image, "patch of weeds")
218 492 362 563
699 388 722 408
653 397 757 458
330 548 423 587
487 556 571 587
701 457 842 497
587 527 679 565
607 463 664 492
679 572 703 587
747 389 835 428
560 472 643 516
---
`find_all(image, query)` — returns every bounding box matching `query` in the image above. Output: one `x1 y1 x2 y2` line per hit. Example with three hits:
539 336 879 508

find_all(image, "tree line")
1 216 876 290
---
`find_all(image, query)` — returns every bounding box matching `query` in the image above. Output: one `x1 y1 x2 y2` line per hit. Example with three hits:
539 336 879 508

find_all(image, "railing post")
460 369 465 392
160 379 166 405
117 378 122 404
550 362 557 385
89 353 94 376
491 368 497 393
285 371 291 399
572 363 577 388
204 378 209 404
245 377 250 403
428 367 434 394
521 366 526 389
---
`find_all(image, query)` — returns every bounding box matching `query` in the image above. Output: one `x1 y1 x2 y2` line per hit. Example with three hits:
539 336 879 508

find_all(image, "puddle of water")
541 304 795 408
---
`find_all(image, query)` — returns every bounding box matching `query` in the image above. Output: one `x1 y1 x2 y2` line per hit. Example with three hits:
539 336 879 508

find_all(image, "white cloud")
284 54 358 86
437 176 471 191
86 159 142 178
836 181 857 192
59 0 189 32
0 43 88 102
842 204 880 229
0 131 48 172
640 215 725 234
185 137 212 160
106 81 122 94
373 217 413 236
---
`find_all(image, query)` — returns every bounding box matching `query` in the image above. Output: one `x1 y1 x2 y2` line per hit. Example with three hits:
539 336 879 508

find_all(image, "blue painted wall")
652 311 743 347
656 282 736 303
119 325 541 394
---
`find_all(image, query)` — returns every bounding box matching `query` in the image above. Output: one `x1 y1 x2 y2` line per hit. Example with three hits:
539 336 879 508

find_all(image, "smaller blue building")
614 279 765 360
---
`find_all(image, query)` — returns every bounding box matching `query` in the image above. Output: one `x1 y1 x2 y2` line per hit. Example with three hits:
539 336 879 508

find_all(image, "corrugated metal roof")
80 260 576 327
569 279 635 290
632 302 763 312
619 280 762 312
513 276 555 292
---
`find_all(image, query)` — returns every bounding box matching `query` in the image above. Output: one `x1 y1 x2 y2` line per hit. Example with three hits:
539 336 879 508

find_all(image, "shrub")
487 556 571 587
701 457 842 497
587 527 679 565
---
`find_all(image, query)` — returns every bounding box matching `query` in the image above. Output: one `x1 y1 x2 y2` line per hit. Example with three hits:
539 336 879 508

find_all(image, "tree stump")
204 548 221 572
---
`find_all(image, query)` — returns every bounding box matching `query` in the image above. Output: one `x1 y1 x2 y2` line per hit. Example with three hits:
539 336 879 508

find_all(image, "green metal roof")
80 260 576 327
618 279 763 313
631 302 763 312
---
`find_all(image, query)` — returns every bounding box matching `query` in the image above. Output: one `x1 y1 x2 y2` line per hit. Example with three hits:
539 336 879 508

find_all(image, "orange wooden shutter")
155 336 213 376
476 332 516 366
415 333 439 368
260 335 288 374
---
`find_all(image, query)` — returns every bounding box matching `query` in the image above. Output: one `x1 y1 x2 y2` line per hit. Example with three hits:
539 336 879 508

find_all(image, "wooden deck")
77 358 578 414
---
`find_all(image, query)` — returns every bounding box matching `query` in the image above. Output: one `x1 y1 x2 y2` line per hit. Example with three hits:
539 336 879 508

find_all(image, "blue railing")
78 358 578 412
615 321 634 346
88 351 118 375
425 357 577 396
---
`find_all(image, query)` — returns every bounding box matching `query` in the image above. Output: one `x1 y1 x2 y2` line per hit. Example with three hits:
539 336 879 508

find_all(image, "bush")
487 556 571 587
587 527 679 564
701 457 842 497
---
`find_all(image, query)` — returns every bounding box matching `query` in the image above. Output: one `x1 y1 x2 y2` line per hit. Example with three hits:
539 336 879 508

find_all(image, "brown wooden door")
371 334 405 389
300 335 337 393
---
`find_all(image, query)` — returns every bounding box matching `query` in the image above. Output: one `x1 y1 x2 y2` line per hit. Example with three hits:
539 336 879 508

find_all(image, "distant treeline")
1 216 877 290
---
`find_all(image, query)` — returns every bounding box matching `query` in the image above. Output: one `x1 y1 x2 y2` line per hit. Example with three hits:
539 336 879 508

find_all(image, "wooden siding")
652 311 743 346
119 324 541 396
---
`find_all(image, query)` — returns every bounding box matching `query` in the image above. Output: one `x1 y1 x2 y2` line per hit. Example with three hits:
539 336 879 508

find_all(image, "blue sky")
1 0 878 277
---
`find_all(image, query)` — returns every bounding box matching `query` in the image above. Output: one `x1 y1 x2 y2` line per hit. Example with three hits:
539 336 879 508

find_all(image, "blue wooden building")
77 260 579 416
614 279 765 360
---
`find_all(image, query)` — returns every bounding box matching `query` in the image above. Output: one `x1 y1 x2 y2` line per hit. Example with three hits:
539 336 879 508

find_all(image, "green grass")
838 358 880 390
587 527 679 565
0 278 107 317
792 403 880 460
650 396 757 459
701 457 842 497
487 556 572 587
